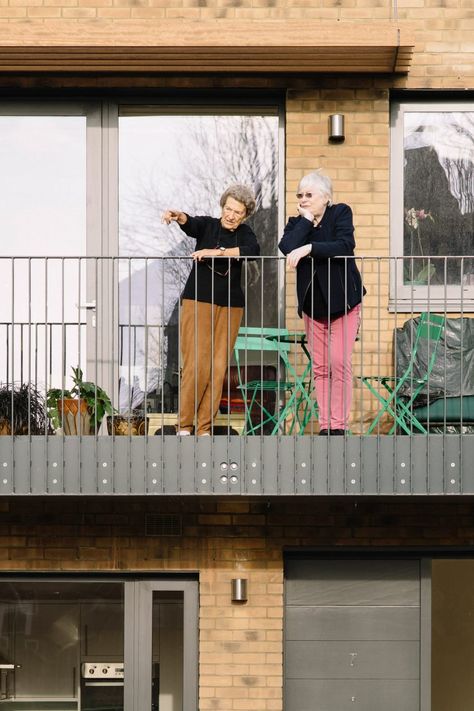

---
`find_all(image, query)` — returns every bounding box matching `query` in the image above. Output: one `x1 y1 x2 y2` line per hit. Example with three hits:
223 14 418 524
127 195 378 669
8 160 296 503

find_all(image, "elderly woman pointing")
279 171 364 436
163 184 259 436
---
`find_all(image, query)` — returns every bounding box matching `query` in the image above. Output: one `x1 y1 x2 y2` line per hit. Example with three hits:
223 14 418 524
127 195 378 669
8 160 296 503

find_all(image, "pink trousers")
303 304 361 430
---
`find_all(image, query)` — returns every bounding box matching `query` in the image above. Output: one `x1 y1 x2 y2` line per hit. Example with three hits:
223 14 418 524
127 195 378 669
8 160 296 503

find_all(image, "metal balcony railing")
0 255 473 495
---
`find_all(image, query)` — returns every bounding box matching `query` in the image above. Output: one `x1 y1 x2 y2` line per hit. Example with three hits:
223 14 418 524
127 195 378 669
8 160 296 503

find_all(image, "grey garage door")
285 559 421 711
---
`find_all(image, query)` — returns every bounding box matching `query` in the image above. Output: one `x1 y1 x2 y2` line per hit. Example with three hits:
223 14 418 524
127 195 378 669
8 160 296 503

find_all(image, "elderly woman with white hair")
278 171 365 436
163 184 259 436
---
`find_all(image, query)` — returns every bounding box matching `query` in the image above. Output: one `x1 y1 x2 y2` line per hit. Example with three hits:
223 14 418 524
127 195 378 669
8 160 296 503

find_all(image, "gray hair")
299 171 333 205
220 184 256 217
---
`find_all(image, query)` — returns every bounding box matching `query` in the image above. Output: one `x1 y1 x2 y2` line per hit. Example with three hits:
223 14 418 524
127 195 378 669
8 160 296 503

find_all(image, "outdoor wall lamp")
231 578 248 603
328 114 345 143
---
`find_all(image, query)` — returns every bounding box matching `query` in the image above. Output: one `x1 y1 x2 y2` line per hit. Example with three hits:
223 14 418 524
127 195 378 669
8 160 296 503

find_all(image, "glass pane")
432 560 474 710
403 112 474 286
0 115 87 394
118 112 279 411
0 581 123 711
151 591 184 711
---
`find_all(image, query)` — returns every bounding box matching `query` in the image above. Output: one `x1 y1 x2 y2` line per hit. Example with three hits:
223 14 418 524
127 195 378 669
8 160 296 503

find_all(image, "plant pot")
107 414 146 436
57 398 91 435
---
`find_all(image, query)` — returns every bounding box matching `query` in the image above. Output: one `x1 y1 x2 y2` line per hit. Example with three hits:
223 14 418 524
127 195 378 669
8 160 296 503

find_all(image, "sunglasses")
296 192 314 199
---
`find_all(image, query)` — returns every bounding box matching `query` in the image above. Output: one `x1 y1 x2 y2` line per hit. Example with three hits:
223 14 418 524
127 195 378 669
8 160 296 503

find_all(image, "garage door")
285 558 421 711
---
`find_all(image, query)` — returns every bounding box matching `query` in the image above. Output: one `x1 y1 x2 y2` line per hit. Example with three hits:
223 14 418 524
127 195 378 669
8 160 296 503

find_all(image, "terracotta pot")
57 398 91 435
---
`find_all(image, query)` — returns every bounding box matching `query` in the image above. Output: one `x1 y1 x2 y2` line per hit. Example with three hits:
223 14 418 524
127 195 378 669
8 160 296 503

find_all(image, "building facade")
1 1 474 710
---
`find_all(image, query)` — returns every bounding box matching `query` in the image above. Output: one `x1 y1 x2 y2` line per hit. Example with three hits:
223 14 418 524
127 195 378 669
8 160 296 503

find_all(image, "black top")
180 215 260 307
278 203 365 319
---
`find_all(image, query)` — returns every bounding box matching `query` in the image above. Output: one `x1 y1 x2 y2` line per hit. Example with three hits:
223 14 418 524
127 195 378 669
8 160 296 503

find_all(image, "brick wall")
2 495 474 710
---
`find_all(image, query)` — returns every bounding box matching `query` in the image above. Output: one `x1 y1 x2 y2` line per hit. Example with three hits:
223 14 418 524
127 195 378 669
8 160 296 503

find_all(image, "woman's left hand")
191 249 220 261
287 244 312 268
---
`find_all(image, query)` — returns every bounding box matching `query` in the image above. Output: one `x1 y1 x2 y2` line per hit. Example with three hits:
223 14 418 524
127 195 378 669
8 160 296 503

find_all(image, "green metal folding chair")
361 312 445 435
233 327 301 435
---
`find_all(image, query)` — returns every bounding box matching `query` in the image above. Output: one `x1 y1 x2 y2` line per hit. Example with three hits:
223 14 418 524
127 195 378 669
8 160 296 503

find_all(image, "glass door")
117 106 281 415
0 103 104 408
124 580 198 711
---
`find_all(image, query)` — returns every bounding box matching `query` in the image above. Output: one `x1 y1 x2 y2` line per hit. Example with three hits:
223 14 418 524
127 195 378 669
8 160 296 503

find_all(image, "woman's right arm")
278 216 314 255
162 210 188 226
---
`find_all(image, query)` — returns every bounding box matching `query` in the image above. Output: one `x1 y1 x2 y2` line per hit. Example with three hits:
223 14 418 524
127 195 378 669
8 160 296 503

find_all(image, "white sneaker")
177 430 191 436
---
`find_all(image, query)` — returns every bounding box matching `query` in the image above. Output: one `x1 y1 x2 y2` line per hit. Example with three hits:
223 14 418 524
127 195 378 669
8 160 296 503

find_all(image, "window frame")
390 100 474 312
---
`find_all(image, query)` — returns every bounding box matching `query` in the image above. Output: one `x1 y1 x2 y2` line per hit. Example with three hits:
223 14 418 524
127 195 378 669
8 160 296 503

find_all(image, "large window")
391 102 474 310
118 106 281 411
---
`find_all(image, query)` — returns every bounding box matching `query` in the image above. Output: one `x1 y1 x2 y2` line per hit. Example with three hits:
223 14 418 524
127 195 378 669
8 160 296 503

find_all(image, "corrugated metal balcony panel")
1 435 474 496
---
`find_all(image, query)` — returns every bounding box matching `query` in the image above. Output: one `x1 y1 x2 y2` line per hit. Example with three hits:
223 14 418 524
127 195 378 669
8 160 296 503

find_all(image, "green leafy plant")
47 367 113 433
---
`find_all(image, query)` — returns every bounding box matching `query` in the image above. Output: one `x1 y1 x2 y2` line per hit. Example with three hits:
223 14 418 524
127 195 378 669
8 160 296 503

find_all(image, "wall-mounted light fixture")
328 114 345 143
231 578 248 603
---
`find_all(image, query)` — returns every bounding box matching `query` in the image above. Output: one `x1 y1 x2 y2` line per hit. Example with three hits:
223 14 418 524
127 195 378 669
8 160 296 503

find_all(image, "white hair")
298 171 333 205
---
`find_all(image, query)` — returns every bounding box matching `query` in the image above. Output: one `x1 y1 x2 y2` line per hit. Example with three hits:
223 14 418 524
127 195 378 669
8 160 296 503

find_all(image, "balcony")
0 255 473 496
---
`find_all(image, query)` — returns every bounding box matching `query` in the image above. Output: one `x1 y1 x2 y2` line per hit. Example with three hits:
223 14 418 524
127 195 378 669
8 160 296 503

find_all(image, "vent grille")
145 514 182 537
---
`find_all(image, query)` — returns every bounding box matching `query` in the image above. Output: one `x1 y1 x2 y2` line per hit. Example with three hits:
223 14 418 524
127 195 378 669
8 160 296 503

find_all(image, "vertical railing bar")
60 259 65 490
127 257 132 492
111 256 116 490
78 257 84 493
144 256 149 492
159 258 165 488
10 258 15 490
459 256 465 492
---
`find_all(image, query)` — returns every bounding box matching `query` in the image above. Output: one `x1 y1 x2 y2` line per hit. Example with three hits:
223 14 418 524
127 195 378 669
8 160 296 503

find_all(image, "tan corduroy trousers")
179 298 243 435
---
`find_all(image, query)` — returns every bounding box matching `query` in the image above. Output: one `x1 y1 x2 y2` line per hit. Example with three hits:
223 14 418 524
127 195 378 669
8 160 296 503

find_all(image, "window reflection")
118 112 279 412
403 112 474 286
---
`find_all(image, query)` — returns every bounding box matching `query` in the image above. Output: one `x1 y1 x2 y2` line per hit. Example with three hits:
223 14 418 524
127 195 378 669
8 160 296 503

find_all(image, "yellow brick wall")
285 82 396 432
3 496 474 710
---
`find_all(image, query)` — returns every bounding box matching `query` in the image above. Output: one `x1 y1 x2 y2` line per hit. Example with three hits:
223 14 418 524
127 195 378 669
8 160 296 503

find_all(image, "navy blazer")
278 203 365 318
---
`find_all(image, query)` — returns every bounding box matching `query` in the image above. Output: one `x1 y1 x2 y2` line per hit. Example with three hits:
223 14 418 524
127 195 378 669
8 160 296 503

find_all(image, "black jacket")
278 203 365 318
180 215 260 307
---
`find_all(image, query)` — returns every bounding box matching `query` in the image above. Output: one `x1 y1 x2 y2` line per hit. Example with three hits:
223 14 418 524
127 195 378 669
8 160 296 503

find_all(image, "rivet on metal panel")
251 462 257 468
400 479 406 484
201 462 207 468
52 462 58 468
201 478 207 484
102 478 108 484
351 697 356 703
450 462 456 468
102 462 108 468
400 462 406 468
220 462 228 471
52 478 58 484
351 462 356 468
230 462 238 470
230 475 238 484
152 462 157 468
301 479 306 484
450 478 456 484
351 479 356 485
220 475 228 484
2 479 8 484
301 462 306 468
2 462 7 468
152 478 157 484
251 479 257 485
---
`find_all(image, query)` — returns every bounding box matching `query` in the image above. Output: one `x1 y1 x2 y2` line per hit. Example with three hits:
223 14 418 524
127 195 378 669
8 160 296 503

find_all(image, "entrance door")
0 578 198 711
285 558 428 711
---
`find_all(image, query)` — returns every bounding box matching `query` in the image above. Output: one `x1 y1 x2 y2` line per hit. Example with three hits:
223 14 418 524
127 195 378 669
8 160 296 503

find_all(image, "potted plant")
0 383 49 435
47 367 113 435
